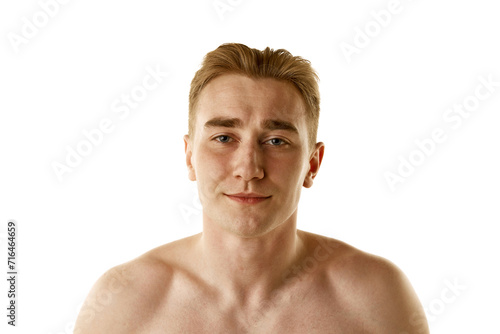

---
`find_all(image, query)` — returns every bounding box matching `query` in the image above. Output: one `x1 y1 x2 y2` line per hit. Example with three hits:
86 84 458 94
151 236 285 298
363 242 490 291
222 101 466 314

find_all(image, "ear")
303 142 325 188
184 135 196 181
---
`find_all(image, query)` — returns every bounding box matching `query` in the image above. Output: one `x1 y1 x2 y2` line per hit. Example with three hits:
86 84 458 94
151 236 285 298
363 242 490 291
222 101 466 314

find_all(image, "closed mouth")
225 193 271 204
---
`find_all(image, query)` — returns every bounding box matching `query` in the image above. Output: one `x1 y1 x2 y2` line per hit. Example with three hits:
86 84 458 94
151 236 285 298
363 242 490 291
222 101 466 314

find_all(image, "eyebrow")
262 119 299 134
204 117 299 134
204 117 243 129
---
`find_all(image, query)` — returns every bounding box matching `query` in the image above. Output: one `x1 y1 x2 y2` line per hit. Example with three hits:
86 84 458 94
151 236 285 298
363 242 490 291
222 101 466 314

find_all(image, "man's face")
184 74 324 238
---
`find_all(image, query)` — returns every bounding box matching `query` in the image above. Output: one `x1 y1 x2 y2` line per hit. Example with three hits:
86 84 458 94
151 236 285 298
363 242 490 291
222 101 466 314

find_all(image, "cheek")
269 155 308 186
194 149 229 188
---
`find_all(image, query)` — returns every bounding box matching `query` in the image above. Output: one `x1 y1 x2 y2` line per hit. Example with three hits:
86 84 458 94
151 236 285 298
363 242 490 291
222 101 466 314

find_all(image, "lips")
225 192 271 204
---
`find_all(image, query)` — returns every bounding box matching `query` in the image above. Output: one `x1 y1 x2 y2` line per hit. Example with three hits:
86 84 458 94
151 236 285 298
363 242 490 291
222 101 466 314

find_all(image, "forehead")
195 74 307 127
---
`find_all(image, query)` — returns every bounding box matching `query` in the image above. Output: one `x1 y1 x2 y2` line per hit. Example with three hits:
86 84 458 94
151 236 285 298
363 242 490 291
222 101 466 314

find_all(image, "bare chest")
137 282 371 334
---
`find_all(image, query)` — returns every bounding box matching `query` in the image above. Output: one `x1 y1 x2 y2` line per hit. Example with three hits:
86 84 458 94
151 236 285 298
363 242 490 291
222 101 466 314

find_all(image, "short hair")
188 43 320 149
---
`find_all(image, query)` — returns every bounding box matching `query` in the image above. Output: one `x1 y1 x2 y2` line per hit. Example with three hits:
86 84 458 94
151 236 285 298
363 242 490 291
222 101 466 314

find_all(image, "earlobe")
183 135 196 181
303 142 325 188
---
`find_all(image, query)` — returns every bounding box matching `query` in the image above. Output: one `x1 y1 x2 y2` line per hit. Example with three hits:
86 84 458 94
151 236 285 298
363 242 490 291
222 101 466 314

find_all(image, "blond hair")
188 43 320 149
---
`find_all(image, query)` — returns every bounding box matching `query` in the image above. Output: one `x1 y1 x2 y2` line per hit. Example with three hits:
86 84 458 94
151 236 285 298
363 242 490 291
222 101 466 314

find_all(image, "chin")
223 216 282 239
209 214 266 237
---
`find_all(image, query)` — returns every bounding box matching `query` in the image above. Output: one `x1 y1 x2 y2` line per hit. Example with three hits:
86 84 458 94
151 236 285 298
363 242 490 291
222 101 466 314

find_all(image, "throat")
197 226 307 304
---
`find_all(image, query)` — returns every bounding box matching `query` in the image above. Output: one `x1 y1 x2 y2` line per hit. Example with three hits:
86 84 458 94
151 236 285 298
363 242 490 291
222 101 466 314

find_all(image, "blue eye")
267 138 286 146
215 135 231 143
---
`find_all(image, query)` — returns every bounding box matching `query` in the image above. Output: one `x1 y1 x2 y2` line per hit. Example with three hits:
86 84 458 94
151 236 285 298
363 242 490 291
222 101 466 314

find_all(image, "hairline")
189 72 317 151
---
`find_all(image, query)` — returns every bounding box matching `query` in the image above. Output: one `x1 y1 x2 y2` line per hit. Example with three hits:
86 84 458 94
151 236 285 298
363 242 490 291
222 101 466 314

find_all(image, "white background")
1 0 499 333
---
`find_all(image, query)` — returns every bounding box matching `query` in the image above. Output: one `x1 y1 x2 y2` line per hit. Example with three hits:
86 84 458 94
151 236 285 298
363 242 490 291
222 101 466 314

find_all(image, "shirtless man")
74 43 429 333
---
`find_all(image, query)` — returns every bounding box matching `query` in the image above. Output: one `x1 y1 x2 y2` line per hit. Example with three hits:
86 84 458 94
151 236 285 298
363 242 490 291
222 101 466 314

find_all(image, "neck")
196 212 305 307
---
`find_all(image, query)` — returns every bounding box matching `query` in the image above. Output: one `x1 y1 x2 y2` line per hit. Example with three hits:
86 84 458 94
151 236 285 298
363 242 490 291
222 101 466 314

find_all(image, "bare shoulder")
74 234 198 334
300 231 430 334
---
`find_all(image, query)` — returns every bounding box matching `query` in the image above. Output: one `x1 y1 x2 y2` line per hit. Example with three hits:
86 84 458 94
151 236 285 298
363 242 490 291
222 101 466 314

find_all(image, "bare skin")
74 231 429 333
75 74 429 334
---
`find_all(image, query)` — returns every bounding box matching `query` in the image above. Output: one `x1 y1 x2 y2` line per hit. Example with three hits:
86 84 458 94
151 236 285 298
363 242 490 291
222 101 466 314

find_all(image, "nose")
232 141 264 181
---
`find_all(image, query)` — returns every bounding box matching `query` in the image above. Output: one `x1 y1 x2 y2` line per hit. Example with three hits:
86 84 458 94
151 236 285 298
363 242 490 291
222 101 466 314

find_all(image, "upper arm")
74 264 137 334
364 256 430 334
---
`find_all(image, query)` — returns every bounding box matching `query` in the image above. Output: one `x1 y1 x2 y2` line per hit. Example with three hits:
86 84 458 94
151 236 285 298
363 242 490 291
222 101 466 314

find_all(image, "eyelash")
213 135 288 146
